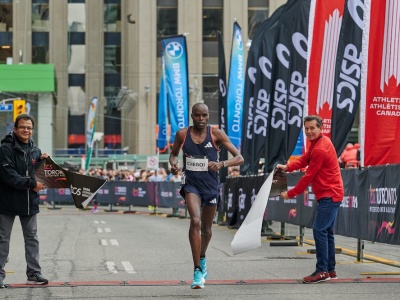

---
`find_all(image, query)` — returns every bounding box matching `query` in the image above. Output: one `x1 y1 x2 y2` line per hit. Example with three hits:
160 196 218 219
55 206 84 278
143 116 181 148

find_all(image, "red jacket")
287 134 344 202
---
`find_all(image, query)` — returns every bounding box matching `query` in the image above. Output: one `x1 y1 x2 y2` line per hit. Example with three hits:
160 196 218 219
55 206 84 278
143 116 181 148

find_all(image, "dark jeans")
313 198 341 272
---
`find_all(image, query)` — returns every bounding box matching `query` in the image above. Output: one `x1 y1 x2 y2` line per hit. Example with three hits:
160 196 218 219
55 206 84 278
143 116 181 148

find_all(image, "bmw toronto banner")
227 21 245 150
240 5 285 175
157 52 168 152
361 0 400 166
331 0 364 157
306 0 345 141
161 35 189 144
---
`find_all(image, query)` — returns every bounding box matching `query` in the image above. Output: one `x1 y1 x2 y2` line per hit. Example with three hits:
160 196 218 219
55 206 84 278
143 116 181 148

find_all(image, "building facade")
0 0 285 157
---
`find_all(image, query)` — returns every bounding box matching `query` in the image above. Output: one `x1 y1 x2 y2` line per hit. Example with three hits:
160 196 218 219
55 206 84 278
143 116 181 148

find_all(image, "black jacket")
0 132 42 216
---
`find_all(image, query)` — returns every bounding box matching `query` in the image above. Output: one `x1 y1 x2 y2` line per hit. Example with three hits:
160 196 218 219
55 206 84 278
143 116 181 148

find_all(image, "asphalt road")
1 205 400 299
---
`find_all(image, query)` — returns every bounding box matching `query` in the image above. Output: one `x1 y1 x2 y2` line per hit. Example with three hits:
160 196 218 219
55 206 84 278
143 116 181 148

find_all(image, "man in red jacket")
277 115 343 284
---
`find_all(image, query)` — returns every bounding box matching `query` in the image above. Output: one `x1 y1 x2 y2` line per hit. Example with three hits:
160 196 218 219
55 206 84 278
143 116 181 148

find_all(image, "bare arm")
169 129 186 175
212 128 244 170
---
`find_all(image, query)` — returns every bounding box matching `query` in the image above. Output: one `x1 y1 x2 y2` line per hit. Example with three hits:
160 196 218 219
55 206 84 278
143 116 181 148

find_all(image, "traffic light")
13 99 26 121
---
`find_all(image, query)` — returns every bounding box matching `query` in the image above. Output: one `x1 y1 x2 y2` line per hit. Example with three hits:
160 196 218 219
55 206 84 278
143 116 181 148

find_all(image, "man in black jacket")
0 114 49 288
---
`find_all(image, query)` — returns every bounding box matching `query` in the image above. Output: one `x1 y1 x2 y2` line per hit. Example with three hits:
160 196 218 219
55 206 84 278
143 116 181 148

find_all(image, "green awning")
0 64 55 92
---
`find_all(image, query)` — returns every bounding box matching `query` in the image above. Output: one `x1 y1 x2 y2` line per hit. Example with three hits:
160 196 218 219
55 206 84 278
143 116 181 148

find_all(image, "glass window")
68 3 86 32
104 2 121 32
104 45 121 74
68 45 85 73
157 7 177 39
203 0 222 42
248 1 268 40
68 86 86 115
32 3 49 32
0 44 11 63
0 2 12 32
32 46 49 63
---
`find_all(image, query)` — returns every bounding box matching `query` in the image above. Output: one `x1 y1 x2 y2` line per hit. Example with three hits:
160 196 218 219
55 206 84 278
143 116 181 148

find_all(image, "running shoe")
191 269 204 289
329 270 337 279
26 274 49 285
302 271 330 283
200 257 208 280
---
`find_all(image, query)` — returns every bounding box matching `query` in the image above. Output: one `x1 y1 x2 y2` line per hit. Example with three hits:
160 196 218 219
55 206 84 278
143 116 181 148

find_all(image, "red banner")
362 0 400 166
307 0 345 141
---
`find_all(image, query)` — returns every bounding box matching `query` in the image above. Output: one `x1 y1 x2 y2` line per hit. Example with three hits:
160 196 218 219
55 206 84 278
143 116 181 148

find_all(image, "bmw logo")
165 42 184 59
235 30 243 50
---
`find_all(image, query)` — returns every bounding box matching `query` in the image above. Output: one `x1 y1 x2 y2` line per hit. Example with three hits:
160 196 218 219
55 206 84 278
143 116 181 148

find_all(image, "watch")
222 161 227 168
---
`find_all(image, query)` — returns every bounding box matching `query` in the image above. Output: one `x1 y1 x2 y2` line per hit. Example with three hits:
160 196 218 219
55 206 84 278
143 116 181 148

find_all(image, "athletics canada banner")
227 21 245 150
161 35 189 144
240 5 285 175
35 157 106 209
331 0 364 156
306 0 345 140
361 0 400 166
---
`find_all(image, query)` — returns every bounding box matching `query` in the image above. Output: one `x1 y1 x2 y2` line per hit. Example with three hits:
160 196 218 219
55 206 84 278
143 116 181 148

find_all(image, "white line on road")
97 228 103 233
94 221 99 224
101 221 106 224
101 239 108 246
106 262 118 274
105 228 111 233
110 239 119 246
122 261 136 274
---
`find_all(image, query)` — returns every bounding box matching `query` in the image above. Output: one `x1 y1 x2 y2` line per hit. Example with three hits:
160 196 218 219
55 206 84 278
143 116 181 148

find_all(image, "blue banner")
227 22 245 149
157 53 168 151
161 35 189 144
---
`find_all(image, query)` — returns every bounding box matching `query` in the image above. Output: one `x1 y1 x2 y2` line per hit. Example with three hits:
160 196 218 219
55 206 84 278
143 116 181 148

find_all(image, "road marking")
101 239 108 246
97 228 103 233
106 262 118 274
101 221 106 224
105 228 111 233
110 239 119 246
122 261 136 274
94 221 99 224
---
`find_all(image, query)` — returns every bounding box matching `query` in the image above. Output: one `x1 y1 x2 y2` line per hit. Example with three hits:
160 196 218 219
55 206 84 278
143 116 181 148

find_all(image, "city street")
2 205 400 299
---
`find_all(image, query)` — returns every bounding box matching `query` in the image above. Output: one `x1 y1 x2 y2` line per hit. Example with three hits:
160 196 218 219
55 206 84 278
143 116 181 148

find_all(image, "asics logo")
204 142 213 148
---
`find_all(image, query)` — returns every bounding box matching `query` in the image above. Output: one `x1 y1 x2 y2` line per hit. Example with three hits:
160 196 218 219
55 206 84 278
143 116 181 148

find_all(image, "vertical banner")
227 21 245 150
13 99 26 121
241 5 285 175
217 31 228 182
85 97 98 170
266 0 310 171
157 53 168 152
361 0 400 166
306 0 345 140
331 0 365 156
161 35 189 144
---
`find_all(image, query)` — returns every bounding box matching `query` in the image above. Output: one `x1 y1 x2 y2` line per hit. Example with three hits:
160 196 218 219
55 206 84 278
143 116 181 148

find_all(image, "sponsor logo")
288 208 297 219
132 188 147 197
70 184 92 198
161 191 173 197
238 188 246 212
377 221 395 237
227 189 233 210
341 195 358 208
114 186 127 196
369 186 397 213
165 42 184 59
209 198 217 204
235 29 243 50
204 142 213 148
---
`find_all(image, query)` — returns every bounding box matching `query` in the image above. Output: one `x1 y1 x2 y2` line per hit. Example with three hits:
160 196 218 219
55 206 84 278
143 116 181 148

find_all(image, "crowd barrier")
224 164 400 245
39 164 400 245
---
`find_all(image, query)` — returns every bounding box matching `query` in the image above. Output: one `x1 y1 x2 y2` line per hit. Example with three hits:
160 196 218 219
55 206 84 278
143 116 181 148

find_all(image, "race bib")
186 157 208 171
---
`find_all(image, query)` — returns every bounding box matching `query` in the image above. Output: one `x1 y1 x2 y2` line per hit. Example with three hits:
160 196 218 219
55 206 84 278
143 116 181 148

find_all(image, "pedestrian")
0 114 49 288
169 103 244 289
276 115 343 284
